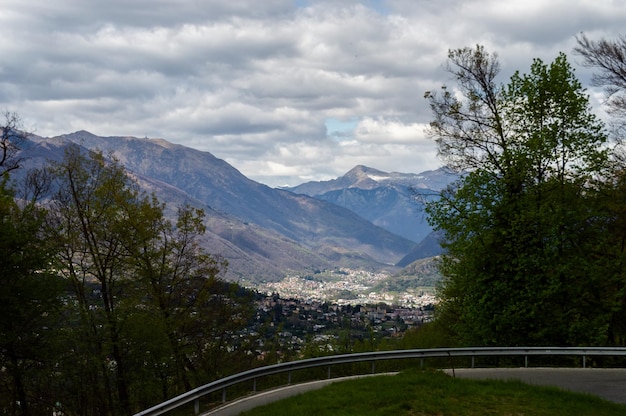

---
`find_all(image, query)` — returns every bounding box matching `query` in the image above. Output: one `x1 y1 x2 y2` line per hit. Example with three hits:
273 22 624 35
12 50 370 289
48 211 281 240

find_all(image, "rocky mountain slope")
285 165 458 245
18 131 417 283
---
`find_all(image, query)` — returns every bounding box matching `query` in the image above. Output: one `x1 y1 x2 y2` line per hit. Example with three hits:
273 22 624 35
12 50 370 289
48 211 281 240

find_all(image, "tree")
0 170 63 416
425 46 611 346
0 112 63 416
47 145 159 414
425 46 506 174
0 111 27 176
575 34 626 132
575 33 626 344
46 145 254 413
125 202 254 402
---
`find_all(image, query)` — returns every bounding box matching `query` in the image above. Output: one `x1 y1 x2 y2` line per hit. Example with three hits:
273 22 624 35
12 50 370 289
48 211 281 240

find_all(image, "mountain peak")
285 165 459 243
345 165 387 178
67 130 98 139
343 165 387 188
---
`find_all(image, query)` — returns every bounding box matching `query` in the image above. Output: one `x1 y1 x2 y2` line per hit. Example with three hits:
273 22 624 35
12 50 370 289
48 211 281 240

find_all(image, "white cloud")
355 117 427 144
0 0 622 186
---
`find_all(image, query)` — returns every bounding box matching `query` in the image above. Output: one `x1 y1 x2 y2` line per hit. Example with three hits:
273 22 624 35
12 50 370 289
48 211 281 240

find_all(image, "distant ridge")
18 131 417 283
285 165 458 244
395 231 445 267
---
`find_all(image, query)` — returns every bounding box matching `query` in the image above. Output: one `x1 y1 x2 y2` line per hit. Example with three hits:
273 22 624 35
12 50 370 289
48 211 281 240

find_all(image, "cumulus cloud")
0 0 623 186
355 118 426 144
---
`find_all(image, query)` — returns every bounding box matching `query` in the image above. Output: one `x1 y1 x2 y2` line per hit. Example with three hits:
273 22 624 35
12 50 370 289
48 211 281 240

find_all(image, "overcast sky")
1 0 624 186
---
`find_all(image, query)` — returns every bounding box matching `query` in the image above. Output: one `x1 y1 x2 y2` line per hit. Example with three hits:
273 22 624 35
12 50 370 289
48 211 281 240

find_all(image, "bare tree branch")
0 111 27 176
575 33 626 118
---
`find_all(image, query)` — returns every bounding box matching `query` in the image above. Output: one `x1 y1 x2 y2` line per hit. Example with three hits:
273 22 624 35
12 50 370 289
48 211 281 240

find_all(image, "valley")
17 131 452 296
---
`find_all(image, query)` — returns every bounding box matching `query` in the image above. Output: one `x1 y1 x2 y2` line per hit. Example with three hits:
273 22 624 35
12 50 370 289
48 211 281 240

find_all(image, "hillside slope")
286 165 457 244
19 131 416 282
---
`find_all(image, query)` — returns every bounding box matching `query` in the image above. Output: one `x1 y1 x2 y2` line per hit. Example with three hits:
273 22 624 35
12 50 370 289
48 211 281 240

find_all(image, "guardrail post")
222 388 226 403
447 352 455 378
471 356 475 368
253 378 257 392
372 362 376 374
420 358 424 369
194 399 199 415
525 355 528 368
327 365 331 379
583 355 586 368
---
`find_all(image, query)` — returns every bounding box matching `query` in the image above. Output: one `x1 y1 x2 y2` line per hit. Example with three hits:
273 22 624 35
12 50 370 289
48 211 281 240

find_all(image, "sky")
1 0 624 187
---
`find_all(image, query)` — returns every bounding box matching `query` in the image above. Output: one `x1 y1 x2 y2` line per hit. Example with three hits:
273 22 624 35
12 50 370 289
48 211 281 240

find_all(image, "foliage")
426 46 614 346
47 145 152 414
2 144 260 415
52 146 260 414
573 33 626 345
0 176 64 416
400 322 459 350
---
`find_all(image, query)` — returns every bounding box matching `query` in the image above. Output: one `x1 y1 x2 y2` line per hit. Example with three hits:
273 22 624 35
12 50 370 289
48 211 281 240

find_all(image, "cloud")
355 117 427 144
0 0 623 186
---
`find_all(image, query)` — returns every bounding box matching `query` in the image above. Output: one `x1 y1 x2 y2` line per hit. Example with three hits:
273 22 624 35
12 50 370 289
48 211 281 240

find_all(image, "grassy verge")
239 370 626 415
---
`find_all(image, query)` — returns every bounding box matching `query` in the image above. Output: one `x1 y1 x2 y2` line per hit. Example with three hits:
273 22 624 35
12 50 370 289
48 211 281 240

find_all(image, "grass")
238 370 626 415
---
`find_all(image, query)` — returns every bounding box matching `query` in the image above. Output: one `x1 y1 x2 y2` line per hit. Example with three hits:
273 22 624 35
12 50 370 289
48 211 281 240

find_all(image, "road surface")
202 368 626 415
447 367 626 404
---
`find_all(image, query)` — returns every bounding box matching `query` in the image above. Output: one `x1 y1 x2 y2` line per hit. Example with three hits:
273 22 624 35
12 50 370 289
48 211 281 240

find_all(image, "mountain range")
15 131 455 285
286 165 457 244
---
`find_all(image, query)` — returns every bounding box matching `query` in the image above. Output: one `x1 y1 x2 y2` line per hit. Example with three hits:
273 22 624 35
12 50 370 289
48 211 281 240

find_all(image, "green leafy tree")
425 46 611 346
575 33 626 344
0 113 64 416
0 178 63 416
125 202 256 403
47 145 256 413
47 145 148 414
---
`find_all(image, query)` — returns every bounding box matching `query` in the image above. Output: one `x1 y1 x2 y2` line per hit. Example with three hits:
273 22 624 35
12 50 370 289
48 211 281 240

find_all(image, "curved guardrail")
134 346 626 416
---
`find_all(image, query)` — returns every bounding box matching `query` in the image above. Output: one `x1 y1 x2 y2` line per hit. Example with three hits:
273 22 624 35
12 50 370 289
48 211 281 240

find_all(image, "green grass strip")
240 370 626 416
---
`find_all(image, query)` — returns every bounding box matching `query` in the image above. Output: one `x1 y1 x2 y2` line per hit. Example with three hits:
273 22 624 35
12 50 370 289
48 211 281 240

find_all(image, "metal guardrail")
134 346 626 416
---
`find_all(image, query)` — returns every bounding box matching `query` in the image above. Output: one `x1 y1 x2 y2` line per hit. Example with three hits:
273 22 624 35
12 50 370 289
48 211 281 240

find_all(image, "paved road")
446 368 626 404
201 375 384 416
203 368 626 415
